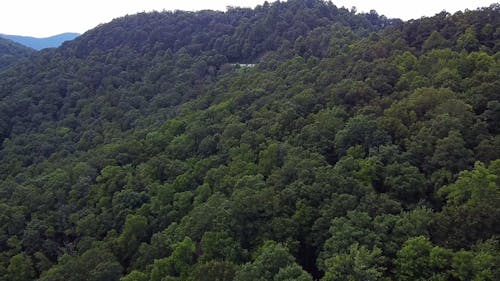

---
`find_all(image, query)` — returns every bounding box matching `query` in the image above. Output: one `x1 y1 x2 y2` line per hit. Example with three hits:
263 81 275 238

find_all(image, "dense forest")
0 0 499 280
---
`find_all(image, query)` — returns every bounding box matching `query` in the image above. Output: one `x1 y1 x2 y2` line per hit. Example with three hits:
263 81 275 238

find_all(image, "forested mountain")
0 1 499 281
0 37 34 71
0 33 80 50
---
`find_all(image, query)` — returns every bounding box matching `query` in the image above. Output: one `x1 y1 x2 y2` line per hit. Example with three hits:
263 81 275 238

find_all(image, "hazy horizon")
0 0 496 37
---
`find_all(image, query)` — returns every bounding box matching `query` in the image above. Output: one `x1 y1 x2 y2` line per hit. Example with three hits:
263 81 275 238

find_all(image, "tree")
116 214 148 265
433 160 500 248
422 31 449 50
200 231 243 263
274 264 313 281
230 187 278 247
322 243 385 281
319 211 381 271
457 27 480 52
258 143 281 177
383 162 427 203
150 237 196 281
7 254 36 281
475 135 500 163
394 236 452 281
39 248 122 281
120 271 148 281
431 130 473 174
451 251 496 281
234 241 312 281
334 115 390 156
190 261 237 281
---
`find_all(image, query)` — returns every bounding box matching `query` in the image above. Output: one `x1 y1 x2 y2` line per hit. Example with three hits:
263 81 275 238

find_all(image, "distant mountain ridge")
0 32 80 50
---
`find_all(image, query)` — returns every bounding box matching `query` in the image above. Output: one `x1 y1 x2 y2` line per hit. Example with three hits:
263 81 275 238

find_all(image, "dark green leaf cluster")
0 37 34 71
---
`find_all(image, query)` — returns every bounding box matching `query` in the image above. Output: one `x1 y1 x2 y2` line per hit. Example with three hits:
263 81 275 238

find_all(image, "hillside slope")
0 37 34 71
0 1 499 281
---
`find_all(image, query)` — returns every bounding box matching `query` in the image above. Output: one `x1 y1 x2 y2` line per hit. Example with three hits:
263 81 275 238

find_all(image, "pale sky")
0 0 496 37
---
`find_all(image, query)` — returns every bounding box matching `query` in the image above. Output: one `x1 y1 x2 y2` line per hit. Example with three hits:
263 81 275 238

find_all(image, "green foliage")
0 1 498 281
458 27 481 52
115 214 148 264
189 261 237 281
451 251 496 281
120 271 148 281
258 143 281 176
334 115 390 156
274 264 313 281
150 237 196 281
38 248 122 281
431 130 473 174
433 161 500 248
395 236 445 281
423 31 449 50
0 37 34 71
395 236 499 281
200 231 243 263
6 254 35 281
234 241 312 281
322 243 384 281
